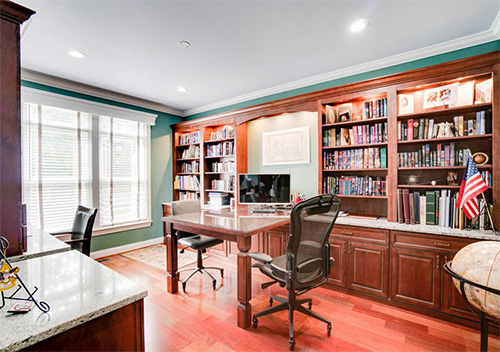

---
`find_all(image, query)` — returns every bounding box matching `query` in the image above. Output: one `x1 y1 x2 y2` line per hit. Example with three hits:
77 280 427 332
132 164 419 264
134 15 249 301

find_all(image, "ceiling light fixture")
67 49 86 59
178 40 191 49
176 86 188 93
349 19 369 33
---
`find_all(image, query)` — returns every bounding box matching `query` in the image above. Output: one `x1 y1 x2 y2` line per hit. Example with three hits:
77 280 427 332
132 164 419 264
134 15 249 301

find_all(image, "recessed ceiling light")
178 40 191 49
176 86 188 93
67 49 85 59
349 19 369 33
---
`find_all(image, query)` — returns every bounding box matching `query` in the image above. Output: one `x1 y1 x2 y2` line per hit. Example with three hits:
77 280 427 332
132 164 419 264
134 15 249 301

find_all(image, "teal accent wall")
247 112 318 198
186 40 500 120
20 81 183 252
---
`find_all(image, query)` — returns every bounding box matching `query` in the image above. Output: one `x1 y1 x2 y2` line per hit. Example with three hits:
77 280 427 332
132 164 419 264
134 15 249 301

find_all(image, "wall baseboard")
90 237 164 259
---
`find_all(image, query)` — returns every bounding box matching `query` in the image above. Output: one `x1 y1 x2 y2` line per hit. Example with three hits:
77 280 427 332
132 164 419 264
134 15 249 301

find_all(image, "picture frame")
423 83 458 109
398 94 414 114
475 78 492 104
337 104 351 121
262 126 310 166
325 105 338 124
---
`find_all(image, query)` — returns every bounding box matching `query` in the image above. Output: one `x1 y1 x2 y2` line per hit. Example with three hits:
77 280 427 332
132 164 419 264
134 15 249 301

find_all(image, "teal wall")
247 112 318 198
20 81 183 252
186 40 500 120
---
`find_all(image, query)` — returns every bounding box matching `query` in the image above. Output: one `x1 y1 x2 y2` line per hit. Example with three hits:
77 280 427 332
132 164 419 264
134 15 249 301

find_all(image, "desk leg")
165 222 178 294
237 236 252 329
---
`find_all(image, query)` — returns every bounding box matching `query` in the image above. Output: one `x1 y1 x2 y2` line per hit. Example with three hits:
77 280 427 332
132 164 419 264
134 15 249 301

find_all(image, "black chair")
250 194 342 350
51 205 98 257
172 199 224 292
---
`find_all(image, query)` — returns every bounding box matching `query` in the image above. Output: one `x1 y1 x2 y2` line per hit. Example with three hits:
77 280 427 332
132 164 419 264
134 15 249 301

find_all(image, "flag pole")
481 193 497 234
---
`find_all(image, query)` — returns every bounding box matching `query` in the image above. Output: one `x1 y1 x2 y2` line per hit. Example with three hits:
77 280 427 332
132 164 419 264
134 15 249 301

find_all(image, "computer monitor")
238 174 291 205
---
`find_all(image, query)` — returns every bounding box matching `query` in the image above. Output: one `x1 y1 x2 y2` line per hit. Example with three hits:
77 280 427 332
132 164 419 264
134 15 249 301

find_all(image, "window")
21 89 156 234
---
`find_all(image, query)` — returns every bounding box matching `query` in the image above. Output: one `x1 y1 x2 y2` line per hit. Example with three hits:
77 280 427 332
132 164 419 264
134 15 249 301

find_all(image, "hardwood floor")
101 248 500 352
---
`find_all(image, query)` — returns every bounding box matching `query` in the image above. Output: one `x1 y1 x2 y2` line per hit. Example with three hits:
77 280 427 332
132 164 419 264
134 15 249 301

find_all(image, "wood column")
164 221 178 293
237 235 252 329
387 87 398 222
0 1 35 256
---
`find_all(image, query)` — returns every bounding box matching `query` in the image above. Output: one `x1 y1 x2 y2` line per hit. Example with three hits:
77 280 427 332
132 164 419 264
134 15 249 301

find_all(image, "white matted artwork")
262 126 310 166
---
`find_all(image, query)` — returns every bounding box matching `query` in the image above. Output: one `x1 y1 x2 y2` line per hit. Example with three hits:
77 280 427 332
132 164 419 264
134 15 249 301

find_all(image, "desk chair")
250 194 341 350
172 200 224 292
51 205 98 257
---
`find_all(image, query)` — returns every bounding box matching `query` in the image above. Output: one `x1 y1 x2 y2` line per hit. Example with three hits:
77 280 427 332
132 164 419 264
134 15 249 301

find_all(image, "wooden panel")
347 242 389 298
328 238 347 287
391 231 476 252
492 63 500 227
266 230 286 258
25 300 145 351
391 247 441 310
331 225 388 244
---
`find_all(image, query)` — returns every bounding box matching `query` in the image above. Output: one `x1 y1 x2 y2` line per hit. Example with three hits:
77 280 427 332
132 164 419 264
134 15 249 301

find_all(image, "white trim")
90 236 163 259
184 29 500 116
21 69 183 117
93 221 153 236
22 87 158 125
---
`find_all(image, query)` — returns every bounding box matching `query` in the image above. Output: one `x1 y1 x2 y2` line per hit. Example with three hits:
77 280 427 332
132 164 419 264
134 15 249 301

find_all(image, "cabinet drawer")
391 231 476 252
331 225 388 244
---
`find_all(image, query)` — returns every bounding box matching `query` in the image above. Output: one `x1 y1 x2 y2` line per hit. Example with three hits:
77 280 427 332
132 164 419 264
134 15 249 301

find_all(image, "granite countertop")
9 228 70 263
0 251 147 351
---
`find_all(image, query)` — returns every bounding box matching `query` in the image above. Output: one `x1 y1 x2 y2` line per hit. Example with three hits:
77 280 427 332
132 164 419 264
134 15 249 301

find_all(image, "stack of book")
211 176 234 191
209 126 234 141
206 141 234 157
398 143 471 168
323 122 387 147
211 161 235 173
179 131 200 145
181 161 200 173
323 148 387 170
323 176 386 196
181 145 200 159
208 192 230 209
397 188 493 230
362 98 388 119
174 175 200 190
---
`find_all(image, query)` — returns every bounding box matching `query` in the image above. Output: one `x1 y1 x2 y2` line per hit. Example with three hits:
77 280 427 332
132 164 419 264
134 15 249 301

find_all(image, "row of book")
362 98 388 119
398 144 471 168
398 111 488 141
211 161 235 173
323 122 387 147
323 148 387 170
179 191 199 200
180 161 200 174
481 171 493 187
323 176 387 196
181 145 200 159
397 188 494 230
210 177 234 192
206 141 234 157
179 131 200 145
174 175 200 190
208 126 234 141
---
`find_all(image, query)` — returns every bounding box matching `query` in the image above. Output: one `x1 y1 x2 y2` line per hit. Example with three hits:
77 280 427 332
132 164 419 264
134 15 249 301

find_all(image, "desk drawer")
331 225 388 244
391 231 476 251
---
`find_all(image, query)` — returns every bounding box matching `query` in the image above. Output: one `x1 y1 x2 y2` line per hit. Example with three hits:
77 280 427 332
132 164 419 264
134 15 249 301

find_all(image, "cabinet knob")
434 242 451 248
436 255 440 269
348 242 352 254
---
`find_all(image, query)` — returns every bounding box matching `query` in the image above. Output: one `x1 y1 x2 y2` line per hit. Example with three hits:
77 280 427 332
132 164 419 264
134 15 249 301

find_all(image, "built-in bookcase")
173 129 201 201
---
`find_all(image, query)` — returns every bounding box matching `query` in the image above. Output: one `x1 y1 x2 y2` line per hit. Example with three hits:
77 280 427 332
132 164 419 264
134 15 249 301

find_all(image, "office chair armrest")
249 252 273 264
51 231 74 236
296 258 323 273
62 238 88 244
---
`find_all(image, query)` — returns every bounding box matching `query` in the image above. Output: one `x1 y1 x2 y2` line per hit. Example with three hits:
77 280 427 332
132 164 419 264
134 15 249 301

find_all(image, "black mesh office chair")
250 194 342 350
172 199 224 292
51 205 98 256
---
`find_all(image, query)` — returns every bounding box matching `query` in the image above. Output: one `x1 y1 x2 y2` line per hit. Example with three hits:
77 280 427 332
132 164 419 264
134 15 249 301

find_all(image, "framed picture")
337 104 351 121
457 81 474 106
398 94 414 114
423 83 458 109
325 105 337 124
262 126 310 166
475 78 492 104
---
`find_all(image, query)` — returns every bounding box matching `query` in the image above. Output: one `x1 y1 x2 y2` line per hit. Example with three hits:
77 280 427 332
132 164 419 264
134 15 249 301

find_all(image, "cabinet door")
441 253 477 320
328 238 347 287
391 248 441 310
266 230 287 258
347 242 390 298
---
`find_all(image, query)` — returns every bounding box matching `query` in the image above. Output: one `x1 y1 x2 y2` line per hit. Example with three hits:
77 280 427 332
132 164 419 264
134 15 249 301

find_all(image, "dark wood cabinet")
265 229 287 258
328 238 347 287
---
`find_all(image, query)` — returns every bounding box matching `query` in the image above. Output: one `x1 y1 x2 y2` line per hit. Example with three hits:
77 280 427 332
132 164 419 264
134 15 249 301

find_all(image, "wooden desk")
162 206 289 329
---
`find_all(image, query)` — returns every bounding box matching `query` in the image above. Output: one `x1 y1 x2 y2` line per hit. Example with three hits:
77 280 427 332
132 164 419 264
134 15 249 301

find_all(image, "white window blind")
21 94 154 234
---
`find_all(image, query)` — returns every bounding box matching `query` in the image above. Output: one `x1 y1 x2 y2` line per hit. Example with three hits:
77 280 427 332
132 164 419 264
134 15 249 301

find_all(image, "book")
418 118 425 140
403 189 410 224
419 195 426 225
426 191 436 225
409 193 415 225
398 188 404 224
413 191 420 224
380 148 387 168
407 119 414 140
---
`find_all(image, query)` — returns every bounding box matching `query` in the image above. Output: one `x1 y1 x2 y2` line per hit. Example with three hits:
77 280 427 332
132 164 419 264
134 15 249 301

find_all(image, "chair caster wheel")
327 323 332 336
308 301 313 310
269 298 273 306
212 280 217 290
220 269 224 278
177 273 181 280
182 282 186 293
253 317 258 328
289 338 295 351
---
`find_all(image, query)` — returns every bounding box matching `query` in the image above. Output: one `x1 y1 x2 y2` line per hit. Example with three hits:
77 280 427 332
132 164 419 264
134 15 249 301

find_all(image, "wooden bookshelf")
172 129 201 201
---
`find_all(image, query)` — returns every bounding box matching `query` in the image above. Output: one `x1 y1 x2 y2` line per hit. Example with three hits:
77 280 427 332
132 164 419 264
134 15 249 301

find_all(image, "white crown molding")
90 236 163 259
21 69 183 117
184 27 500 117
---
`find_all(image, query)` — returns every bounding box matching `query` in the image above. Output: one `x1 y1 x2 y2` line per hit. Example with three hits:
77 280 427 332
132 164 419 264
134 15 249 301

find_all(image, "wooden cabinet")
265 229 287 258
328 238 346 287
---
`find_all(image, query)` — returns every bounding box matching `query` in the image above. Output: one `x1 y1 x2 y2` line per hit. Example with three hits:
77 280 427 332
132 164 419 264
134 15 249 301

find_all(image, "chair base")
253 292 331 351
177 250 224 292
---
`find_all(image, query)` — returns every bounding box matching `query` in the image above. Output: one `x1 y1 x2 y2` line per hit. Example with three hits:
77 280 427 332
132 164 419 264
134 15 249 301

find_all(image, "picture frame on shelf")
423 83 458 109
338 104 351 121
325 105 338 124
457 80 474 106
398 94 414 114
475 78 492 104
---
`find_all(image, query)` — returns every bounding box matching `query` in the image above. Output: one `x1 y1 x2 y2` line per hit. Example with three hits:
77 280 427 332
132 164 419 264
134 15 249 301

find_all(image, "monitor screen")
239 174 291 204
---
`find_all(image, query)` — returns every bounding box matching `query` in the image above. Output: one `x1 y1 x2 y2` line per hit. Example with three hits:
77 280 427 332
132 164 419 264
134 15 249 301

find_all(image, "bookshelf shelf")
205 172 235 175
398 184 493 189
205 155 235 159
322 142 387 150
174 189 200 192
397 102 492 120
177 158 200 161
322 116 388 128
176 143 200 148
399 165 492 171
205 189 234 193
323 168 388 172
205 138 234 144
177 173 200 175
398 133 492 145
335 195 388 199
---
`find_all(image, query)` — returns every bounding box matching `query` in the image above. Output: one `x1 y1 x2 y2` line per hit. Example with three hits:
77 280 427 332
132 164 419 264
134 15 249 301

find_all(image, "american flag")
456 155 488 219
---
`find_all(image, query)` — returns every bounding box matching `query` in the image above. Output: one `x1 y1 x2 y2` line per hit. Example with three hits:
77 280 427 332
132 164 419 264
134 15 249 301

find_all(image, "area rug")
121 244 206 270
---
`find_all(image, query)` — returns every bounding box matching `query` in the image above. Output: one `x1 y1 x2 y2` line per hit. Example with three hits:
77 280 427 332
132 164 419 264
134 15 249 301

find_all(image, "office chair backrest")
70 205 98 256
172 199 201 215
287 194 342 287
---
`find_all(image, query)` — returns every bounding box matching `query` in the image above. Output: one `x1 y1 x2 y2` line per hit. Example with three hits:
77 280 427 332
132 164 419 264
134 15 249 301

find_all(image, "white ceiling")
18 0 500 116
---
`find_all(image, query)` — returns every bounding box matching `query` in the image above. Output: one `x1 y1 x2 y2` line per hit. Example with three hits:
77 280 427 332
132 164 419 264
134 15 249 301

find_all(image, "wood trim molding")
173 51 500 129
0 1 35 24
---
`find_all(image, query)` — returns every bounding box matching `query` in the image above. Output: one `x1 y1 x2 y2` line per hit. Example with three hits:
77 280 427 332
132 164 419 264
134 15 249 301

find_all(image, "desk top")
162 206 290 236
9 228 70 263
0 250 147 352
